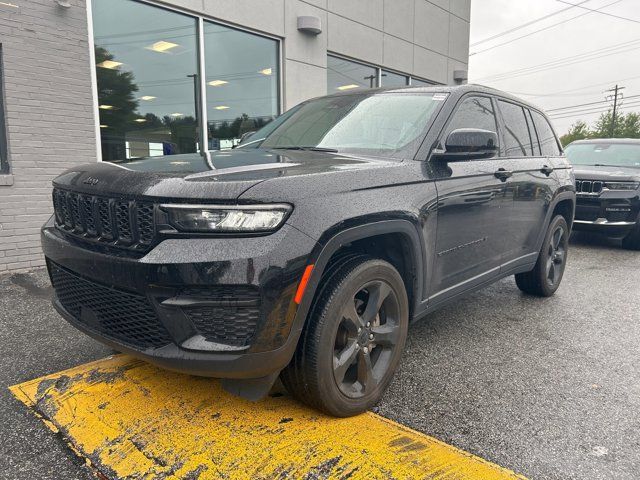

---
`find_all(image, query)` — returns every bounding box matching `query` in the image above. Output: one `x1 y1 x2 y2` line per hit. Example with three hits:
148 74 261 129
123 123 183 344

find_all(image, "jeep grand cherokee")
565 138 640 249
42 85 576 417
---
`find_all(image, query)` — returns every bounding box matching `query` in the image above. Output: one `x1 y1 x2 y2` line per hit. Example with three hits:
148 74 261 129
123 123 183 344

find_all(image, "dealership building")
0 0 470 273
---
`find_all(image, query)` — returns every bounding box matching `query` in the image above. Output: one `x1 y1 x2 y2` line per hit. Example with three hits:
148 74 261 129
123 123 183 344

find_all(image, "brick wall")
0 0 97 273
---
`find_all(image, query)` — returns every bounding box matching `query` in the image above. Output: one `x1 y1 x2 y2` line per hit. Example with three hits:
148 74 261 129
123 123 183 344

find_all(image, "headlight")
603 181 640 191
161 204 292 233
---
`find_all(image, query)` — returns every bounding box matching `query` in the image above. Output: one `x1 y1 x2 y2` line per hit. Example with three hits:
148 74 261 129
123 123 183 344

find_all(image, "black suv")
42 85 575 416
565 138 640 249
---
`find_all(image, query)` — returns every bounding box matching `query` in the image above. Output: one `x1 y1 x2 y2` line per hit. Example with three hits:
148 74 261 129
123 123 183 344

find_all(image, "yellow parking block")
10 355 526 480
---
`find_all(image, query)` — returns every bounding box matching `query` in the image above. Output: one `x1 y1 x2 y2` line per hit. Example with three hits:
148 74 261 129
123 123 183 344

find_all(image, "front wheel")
281 256 409 417
515 215 569 297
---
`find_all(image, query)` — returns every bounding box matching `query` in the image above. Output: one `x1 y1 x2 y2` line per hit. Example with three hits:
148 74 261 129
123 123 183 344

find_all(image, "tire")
281 256 409 417
515 215 569 297
622 219 640 250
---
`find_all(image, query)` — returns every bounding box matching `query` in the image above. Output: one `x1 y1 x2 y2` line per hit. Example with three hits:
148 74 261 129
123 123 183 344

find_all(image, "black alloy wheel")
281 256 409 417
515 214 569 297
332 280 402 399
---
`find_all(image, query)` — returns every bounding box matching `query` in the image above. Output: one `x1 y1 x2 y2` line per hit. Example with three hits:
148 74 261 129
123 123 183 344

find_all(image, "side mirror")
432 128 499 161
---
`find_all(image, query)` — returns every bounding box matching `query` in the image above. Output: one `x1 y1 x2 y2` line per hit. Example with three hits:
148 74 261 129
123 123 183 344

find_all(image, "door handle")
494 168 513 182
540 165 554 176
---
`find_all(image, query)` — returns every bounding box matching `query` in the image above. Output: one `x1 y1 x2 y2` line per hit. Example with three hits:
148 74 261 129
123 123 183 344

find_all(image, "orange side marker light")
294 264 314 304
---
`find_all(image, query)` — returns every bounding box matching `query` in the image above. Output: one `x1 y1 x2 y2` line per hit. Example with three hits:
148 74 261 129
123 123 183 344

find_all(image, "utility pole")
605 84 625 137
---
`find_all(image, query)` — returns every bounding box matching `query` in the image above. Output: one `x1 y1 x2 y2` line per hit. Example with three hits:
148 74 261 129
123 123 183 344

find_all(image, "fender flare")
535 190 576 252
290 219 425 341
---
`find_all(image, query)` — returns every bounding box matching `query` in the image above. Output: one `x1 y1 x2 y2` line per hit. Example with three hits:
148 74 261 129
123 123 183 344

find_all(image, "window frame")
0 44 9 174
88 0 283 162
529 108 563 156
495 98 537 158
327 52 440 92
434 93 504 161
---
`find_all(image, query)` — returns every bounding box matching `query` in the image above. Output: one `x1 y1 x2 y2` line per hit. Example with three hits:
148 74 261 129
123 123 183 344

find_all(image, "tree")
559 110 640 146
560 121 590 146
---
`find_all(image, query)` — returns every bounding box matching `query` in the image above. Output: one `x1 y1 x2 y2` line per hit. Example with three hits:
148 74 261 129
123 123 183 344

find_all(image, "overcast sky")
469 0 640 134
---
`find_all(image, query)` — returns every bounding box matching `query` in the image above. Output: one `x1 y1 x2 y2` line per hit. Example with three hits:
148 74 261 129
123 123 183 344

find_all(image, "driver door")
428 95 513 305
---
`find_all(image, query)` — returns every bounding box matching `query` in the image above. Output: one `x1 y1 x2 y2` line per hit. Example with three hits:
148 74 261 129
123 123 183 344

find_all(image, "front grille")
181 286 261 347
576 180 603 195
49 262 172 350
52 188 156 251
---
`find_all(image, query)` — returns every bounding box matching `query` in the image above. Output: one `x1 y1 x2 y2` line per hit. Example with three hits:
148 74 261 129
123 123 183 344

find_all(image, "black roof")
325 83 547 115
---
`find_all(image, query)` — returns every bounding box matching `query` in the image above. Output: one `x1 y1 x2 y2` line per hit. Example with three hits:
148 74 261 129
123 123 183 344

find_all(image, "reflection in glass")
260 93 443 158
92 0 199 162
381 70 408 87
327 56 379 92
203 22 279 150
410 77 436 87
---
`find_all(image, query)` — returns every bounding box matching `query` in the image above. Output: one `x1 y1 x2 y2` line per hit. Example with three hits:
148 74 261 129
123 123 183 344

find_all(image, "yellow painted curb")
10 355 527 479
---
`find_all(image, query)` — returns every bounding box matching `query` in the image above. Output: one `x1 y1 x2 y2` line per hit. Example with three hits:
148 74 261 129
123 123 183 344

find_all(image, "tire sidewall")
539 215 569 296
314 260 409 416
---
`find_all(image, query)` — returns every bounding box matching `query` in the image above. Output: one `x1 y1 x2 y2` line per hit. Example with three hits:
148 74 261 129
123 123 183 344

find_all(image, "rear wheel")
281 256 409 417
515 215 569 297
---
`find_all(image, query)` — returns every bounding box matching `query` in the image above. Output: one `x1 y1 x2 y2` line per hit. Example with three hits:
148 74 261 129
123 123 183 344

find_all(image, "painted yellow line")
10 355 526 480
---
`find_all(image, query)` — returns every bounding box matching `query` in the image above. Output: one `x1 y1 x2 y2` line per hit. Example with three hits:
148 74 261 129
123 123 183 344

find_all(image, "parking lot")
2 234 639 480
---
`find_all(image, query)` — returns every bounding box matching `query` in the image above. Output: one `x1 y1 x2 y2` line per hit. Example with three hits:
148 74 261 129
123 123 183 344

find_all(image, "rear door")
429 95 512 304
495 100 558 270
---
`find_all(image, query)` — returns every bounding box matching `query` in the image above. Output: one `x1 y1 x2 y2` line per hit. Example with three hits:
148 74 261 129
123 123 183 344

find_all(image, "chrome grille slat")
52 188 156 251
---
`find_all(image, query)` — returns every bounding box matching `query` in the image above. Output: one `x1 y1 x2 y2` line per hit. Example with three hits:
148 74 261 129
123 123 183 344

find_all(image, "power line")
470 0 623 55
545 94 640 112
476 38 640 82
556 0 640 24
548 100 640 119
470 0 591 47
505 74 640 98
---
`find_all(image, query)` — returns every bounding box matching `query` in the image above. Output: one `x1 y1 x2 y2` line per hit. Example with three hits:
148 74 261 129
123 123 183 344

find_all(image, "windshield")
246 92 446 158
565 142 640 168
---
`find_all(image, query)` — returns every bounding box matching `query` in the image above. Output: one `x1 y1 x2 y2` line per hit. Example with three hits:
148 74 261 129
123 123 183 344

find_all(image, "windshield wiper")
270 146 339 153
589 163 640 168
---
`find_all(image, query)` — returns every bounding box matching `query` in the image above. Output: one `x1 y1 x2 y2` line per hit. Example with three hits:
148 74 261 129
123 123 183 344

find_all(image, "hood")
52 149 402 201
572 164 640 182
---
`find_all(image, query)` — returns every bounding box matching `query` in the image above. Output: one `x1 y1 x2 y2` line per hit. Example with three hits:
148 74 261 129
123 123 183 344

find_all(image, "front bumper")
42 217 318 379
573 191 639 236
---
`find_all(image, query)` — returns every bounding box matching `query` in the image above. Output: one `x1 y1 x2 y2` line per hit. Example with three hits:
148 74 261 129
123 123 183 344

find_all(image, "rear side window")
531 110 561 156
498 100 534 156
442 95 498 142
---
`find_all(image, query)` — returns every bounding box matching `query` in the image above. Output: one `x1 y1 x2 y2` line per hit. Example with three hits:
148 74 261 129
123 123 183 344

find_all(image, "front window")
257 93 446 158
565 142 640 168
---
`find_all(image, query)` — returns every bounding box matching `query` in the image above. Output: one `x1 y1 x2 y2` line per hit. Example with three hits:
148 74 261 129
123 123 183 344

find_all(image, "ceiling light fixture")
208 80 228 87
170 112 184 117
99 105 114 110
258 68 273 76
96 60 122 69
337 84 359 91
134 118 146 123
99 124 108 128
139 95 156 101
147 40 179 53
214 106 230 110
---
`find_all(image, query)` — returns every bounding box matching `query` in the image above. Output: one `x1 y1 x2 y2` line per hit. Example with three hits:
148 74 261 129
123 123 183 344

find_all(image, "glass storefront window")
410 77 435 87
92 0 200 162
327 56 378 92
381 70 408 87
203 22 279 150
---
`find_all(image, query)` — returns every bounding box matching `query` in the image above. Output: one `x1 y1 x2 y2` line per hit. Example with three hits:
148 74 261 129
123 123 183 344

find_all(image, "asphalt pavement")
1 233 639 479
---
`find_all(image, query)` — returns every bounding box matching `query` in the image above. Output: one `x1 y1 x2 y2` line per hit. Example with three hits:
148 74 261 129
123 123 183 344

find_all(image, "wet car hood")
52 149 403 201
572 164 640 182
